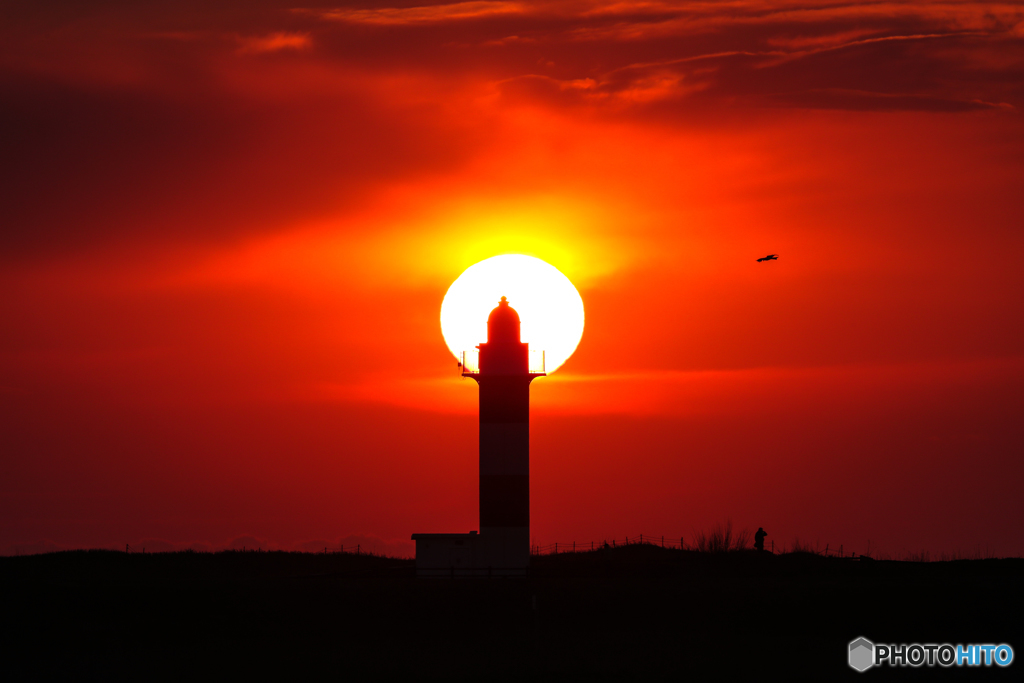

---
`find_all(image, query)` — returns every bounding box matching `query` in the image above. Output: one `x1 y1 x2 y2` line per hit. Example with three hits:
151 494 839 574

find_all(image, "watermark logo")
849 637 1014 671
849 638 874 672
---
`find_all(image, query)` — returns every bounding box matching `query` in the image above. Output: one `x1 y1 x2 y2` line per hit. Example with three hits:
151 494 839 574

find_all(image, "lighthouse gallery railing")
460 349 545 375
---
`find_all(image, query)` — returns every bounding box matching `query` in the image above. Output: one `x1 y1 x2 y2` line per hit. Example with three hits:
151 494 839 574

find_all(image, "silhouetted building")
412 297 545 576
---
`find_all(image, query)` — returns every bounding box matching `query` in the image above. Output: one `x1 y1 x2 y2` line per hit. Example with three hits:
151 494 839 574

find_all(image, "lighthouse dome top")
487 296 521 343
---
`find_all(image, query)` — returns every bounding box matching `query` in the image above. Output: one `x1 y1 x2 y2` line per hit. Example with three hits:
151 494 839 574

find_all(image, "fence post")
681 537 684 550
841 544 843 557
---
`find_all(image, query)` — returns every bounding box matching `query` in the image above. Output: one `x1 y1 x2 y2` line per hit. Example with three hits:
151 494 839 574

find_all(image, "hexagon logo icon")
849 637 874 672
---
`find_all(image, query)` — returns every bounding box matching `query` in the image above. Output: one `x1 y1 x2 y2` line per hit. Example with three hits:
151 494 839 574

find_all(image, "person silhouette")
754 527 767 552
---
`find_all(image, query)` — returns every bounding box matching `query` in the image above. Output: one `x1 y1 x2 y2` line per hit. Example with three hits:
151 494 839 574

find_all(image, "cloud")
480 34 536 46
502 30 1023 115
235 32 311 54
761 30 991 66
770 88 1013 113
0 56 481 256
310 1 525 25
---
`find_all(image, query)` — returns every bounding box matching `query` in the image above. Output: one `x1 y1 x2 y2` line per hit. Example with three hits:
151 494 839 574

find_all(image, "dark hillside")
3 547 1020 680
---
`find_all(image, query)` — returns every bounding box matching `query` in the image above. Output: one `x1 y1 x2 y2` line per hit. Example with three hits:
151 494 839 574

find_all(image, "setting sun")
440 255 585 373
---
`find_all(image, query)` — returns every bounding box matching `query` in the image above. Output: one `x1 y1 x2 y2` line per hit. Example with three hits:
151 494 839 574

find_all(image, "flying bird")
756 254 778 262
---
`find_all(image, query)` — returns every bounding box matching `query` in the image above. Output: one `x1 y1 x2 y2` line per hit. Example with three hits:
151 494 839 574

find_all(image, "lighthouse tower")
412 296 544 576
474 296 544 571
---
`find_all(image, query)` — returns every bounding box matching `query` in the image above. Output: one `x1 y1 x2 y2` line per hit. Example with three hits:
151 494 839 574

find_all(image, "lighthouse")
474 296 544 571
412 296 545 576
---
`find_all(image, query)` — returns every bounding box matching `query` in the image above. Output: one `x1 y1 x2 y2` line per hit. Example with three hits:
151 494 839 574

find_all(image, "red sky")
2 0 1023 558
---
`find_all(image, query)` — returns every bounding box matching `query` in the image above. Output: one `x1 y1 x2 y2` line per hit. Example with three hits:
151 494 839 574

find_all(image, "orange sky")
2 1 1023 557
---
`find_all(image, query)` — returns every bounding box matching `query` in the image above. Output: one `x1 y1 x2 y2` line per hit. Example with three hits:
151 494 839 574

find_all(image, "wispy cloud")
235 32 311 54
309 1 525 25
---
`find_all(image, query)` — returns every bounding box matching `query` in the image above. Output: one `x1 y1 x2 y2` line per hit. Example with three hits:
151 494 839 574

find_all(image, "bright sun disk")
440 254 584 373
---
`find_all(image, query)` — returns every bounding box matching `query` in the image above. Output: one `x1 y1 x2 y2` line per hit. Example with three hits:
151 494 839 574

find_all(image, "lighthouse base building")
412 297 543 577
